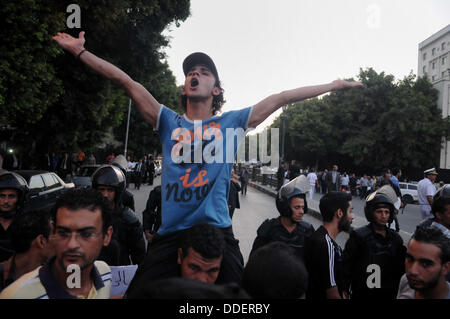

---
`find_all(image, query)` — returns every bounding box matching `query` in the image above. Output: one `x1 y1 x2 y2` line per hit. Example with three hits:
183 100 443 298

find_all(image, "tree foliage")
270 68 447 174
1 0 190 164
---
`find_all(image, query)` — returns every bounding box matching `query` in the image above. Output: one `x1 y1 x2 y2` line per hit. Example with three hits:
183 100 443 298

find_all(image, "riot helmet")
364 191 395 224
0 170 29 214
112 154 128 178
276 176 309 218
91 165 126 206
432 184 450 216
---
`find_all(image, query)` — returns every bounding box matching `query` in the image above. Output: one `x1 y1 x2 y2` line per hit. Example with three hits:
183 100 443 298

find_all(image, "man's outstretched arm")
248 80 363 128
52 31 160 127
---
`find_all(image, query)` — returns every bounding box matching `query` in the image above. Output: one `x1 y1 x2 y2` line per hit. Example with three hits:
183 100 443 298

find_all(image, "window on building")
423 66 426 74
443 42 446 50
432 75 435 81
432 61 436 69
432 48 436 56
443 71 446 78
442 56 447 65
423 52 427 60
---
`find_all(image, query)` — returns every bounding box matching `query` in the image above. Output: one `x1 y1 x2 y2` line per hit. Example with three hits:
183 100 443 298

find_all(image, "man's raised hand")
331 79 364 91
52 31 86 57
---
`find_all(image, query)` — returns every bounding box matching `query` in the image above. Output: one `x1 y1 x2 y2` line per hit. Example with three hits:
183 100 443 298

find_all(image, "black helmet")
276 176 309 218
432 184 450 216
91 165 126 206
112 154 128 178
0 170 29 212
364 192 394 224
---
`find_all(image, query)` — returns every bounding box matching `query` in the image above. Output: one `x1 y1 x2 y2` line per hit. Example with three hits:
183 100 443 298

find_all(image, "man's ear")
212 87 221 96
335 208 343 219
35 234 47 249
177 248 183 265
103 226 113 247
442 261 450 277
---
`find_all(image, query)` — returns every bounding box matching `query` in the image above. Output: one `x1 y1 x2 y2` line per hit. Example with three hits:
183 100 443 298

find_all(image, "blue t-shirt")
156 105 253 235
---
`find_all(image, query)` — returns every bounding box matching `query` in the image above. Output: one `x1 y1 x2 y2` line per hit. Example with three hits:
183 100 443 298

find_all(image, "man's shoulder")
0 266 46 299
94 260 112 277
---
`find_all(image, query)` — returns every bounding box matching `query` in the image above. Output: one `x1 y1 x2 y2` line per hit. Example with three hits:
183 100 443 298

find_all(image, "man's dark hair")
8 211 52 254
392 168 401 176
180 79 226 116
411 225 450 263
241 241 309 299
51 188 112 234
319 191 352 222
180 223 225 259
126 277 250 299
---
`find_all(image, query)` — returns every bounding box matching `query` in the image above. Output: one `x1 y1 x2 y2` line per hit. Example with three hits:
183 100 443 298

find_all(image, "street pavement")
128 175 422 265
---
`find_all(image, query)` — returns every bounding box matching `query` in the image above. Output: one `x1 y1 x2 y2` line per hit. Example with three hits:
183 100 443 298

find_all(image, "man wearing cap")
418 168 438 220
52 31 362 289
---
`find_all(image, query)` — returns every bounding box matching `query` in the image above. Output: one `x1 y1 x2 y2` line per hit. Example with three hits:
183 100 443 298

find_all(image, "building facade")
418 24 450 168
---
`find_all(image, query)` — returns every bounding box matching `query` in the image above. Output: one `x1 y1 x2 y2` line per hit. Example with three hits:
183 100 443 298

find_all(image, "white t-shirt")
307 172 318 186
397 274 450 299
417 177 436 215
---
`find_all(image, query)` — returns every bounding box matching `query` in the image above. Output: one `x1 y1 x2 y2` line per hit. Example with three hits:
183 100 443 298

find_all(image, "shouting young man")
52 31 363 290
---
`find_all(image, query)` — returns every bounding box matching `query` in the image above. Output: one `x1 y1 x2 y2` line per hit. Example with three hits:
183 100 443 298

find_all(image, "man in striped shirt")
0 189 113 299
304 191 354 299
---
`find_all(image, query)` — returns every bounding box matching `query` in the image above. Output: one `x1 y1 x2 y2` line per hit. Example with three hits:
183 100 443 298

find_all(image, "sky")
161 0 450 132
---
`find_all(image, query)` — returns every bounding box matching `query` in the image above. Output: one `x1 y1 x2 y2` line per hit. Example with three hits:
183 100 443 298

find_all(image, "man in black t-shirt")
304 191 354 299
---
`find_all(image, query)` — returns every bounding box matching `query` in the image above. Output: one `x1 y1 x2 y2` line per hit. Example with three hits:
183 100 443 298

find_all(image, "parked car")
71 164 101 188
398 182 419 204
13 170 75 213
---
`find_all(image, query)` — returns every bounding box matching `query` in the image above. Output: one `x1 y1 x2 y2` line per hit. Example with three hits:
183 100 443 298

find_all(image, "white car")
398 182 419 204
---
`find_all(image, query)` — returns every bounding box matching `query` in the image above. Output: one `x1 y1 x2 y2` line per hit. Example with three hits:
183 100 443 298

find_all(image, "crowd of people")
0 29 447 300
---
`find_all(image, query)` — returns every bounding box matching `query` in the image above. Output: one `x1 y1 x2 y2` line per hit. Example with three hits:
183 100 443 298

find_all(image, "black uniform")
99 205 146 266
142 186 162 235
227 181 241 219
251 217 314 259
0 225 14 262
342 224 406 299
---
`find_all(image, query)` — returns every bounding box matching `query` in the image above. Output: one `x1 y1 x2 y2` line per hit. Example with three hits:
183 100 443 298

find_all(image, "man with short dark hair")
177 223 225 284
242 241 309 299
0 188 113 299
397 226 450 299
304 191 354 299
124 223 226 297
0 211 54 292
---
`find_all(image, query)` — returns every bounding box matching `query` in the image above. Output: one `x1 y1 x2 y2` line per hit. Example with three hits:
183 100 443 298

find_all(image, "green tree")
269 68 447 173
1 0 190 166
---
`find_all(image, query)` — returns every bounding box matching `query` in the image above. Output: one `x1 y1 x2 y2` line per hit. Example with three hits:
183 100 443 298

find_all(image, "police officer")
111 154 135 211
92 165 145 266
342 192 406 299
142 185 162 249
0 171 29 262
250 176 314 259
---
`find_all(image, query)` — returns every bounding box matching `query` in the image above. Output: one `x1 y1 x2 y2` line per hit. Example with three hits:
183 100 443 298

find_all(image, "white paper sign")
110 265 138 296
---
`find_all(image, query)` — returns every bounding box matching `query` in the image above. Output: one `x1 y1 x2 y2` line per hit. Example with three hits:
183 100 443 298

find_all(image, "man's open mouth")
191 78 199 87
